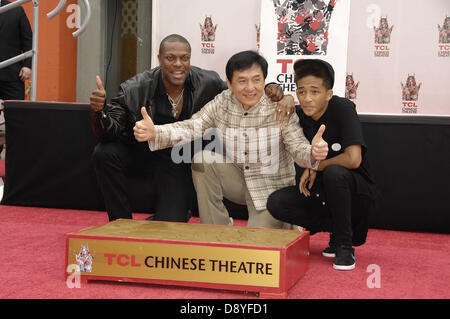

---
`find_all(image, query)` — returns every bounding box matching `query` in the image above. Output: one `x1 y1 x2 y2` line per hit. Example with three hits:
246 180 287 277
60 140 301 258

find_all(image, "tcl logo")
104 253 141 267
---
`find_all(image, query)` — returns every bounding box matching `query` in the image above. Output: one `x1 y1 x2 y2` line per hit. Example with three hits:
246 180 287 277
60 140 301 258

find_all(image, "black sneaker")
322 246 336 258
333 245 355 271
322 233 335 257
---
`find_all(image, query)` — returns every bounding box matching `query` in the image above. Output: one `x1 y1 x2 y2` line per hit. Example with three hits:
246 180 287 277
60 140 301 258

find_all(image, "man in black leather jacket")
90 34 293 222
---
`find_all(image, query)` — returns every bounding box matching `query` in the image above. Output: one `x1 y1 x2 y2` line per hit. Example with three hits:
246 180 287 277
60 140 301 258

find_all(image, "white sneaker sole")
322 251 335 258
333 263 356 271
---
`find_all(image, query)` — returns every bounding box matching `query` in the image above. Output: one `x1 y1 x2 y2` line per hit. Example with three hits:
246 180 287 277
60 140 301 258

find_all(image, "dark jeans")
93 141 195 222
0 80 25 100
267 165 362 247
0 80 25 153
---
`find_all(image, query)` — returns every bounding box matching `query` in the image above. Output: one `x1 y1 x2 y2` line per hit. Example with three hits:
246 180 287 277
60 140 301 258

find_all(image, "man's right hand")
90 75 106 112
134 107 155 142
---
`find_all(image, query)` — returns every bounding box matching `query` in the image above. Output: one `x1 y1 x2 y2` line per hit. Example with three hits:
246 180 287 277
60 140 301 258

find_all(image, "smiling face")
296 75 333 120
227 63 265 110
158 41 191 89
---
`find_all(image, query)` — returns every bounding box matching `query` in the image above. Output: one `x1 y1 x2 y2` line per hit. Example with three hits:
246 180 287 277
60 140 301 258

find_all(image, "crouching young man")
267 59 377 270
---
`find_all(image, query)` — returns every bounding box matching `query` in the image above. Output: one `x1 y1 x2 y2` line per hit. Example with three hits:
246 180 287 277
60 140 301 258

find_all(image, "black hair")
293 59 335 90
159 34 191 55
225 50 268 82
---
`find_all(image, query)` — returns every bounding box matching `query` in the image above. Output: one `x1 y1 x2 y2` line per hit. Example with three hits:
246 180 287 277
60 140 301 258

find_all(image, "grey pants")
191 151 289 229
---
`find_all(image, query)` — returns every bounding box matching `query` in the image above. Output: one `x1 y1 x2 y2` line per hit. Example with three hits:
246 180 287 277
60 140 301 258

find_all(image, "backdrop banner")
259 0 351 99
152 0 261 81
152 0 449 116
346 0 450 115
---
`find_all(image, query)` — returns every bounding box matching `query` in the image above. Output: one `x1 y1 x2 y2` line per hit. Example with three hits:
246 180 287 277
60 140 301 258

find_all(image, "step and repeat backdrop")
152 0 450 116
346 0 449 116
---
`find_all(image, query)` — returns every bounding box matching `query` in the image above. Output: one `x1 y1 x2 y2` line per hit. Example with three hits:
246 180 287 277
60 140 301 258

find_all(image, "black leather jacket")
91 66 227 144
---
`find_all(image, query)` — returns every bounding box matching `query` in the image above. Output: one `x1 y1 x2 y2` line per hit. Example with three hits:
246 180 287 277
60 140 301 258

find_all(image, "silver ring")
287 111 290 115
278 109 282 113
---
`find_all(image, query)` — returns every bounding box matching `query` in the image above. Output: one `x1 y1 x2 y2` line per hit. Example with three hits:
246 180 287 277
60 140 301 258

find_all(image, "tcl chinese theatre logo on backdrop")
273 0 337 55
345 73 359 100
373 16 394 57
438 15 449 57
200 15 217 54
256 24 261 50
401 74 422 114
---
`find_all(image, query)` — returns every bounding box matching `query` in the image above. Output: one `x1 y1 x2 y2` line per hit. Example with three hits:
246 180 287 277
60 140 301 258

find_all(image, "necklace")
167 88 184 118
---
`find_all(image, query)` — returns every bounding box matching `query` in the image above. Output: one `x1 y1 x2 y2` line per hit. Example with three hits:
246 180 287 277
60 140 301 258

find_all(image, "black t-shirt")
296 95 375 198
153 73 210 162
154 73 191 125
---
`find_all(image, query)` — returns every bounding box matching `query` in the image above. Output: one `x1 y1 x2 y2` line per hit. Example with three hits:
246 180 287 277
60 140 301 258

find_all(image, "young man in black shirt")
267 59 376 270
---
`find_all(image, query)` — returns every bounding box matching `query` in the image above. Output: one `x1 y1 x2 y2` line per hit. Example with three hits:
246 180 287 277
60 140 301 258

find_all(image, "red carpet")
0 205 448 299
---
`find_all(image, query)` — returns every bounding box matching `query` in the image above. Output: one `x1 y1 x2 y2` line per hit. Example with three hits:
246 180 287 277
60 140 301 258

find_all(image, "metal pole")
0 0 30 14
72 0 91 37
0 0 38 100
46 0 66 19
0 0 91 101
30 0 39 101
0 51 33 69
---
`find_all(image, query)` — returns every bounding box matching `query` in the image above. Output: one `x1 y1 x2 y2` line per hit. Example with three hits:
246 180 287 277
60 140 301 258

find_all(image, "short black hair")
293 59 335 89
159 34 191 55
225 50 268 82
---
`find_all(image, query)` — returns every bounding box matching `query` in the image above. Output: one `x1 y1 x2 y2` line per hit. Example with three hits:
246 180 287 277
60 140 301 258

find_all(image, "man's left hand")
265 83 284 102
265 84 295 124
275 95 295 125
311 124 328 162
134 107 156 142
19 67 31 82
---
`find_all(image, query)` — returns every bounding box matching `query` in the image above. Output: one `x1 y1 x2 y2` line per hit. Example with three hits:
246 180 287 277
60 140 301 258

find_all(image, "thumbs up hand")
311 124 328 161
90 75 106 112
134 107 155 142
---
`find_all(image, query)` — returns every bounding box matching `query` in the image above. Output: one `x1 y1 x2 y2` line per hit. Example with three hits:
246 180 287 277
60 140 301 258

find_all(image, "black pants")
0 80 25 100
0 80 25 153
267 165 362 247
93 141 195 222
